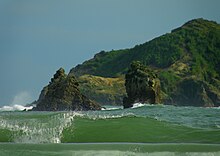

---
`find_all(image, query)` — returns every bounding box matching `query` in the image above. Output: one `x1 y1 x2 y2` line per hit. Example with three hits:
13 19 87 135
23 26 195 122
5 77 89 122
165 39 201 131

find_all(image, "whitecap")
0 104 33 111
131 103 154 108
101 106 123 111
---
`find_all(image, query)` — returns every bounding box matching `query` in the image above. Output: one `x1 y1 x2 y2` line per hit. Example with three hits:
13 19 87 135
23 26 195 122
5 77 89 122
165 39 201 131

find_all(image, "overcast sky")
0 0 220 106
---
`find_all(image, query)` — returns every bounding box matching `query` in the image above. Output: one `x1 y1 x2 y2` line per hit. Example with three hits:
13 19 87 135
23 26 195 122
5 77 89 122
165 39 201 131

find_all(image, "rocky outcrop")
33 68 101 111
166 77 220 107
123 61 161 108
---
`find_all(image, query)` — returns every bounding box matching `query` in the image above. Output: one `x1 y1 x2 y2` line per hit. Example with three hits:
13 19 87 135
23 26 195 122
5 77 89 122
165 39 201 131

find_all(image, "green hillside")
78 75 125 105
71 18 220 78
70 18 220 106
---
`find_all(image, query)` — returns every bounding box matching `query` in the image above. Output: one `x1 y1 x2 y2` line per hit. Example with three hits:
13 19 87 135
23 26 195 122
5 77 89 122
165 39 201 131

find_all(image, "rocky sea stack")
33 68 101 111
123 61 161 108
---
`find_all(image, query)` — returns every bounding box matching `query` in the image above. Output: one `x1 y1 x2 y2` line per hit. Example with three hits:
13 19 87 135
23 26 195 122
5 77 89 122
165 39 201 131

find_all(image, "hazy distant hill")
70 18 220 106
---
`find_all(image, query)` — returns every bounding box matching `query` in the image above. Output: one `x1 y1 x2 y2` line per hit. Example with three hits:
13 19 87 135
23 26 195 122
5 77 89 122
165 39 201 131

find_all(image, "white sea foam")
131 103 153 108
0 104 33 111
101 106 123 111
132 103 145 108
1 149 220 156
0 112 81 143
85 112 136 120
131 103 164 109
15 151 219 156
101 107 119 111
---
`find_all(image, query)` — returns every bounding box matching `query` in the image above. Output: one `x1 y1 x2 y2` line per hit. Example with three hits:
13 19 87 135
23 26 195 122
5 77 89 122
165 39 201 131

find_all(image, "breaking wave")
0 104 33 112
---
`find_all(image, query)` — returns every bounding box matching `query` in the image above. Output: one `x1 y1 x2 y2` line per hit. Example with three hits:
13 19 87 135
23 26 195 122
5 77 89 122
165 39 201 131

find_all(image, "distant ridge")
70 18 220 77
70 18 220 107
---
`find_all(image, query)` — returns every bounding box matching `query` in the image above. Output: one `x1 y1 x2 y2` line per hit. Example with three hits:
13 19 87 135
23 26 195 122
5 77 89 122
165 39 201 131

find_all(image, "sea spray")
0 112 81 143
85 112 136 120
0 104 33 111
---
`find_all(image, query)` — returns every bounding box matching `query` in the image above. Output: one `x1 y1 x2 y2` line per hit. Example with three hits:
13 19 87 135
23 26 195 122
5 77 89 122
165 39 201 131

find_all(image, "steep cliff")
166 77 220 107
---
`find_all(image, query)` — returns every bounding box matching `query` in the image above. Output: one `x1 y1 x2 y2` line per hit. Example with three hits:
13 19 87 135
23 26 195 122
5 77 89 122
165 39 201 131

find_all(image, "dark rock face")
123 61 161 108
33 68 101 111
166 78 220 107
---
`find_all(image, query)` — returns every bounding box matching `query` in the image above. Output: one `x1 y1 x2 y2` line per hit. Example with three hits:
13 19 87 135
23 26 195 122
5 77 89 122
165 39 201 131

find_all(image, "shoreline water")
1 142 220 151
1 142 220 156
0 105 219 155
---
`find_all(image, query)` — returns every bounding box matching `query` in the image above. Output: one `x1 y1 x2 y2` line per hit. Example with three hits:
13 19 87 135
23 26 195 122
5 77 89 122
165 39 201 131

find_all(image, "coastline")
1 142 220 151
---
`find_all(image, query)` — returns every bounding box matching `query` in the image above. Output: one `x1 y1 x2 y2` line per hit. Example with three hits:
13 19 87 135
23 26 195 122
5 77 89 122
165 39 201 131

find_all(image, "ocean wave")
84 112 136 120
0 111 80 143
207 106 220 110
131 103 161 108
0 104 33 112
132 103 147 108
101 106 123 111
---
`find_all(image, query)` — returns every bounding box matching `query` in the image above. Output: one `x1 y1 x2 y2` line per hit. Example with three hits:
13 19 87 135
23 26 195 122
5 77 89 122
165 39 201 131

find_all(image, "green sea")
0 104 220 155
